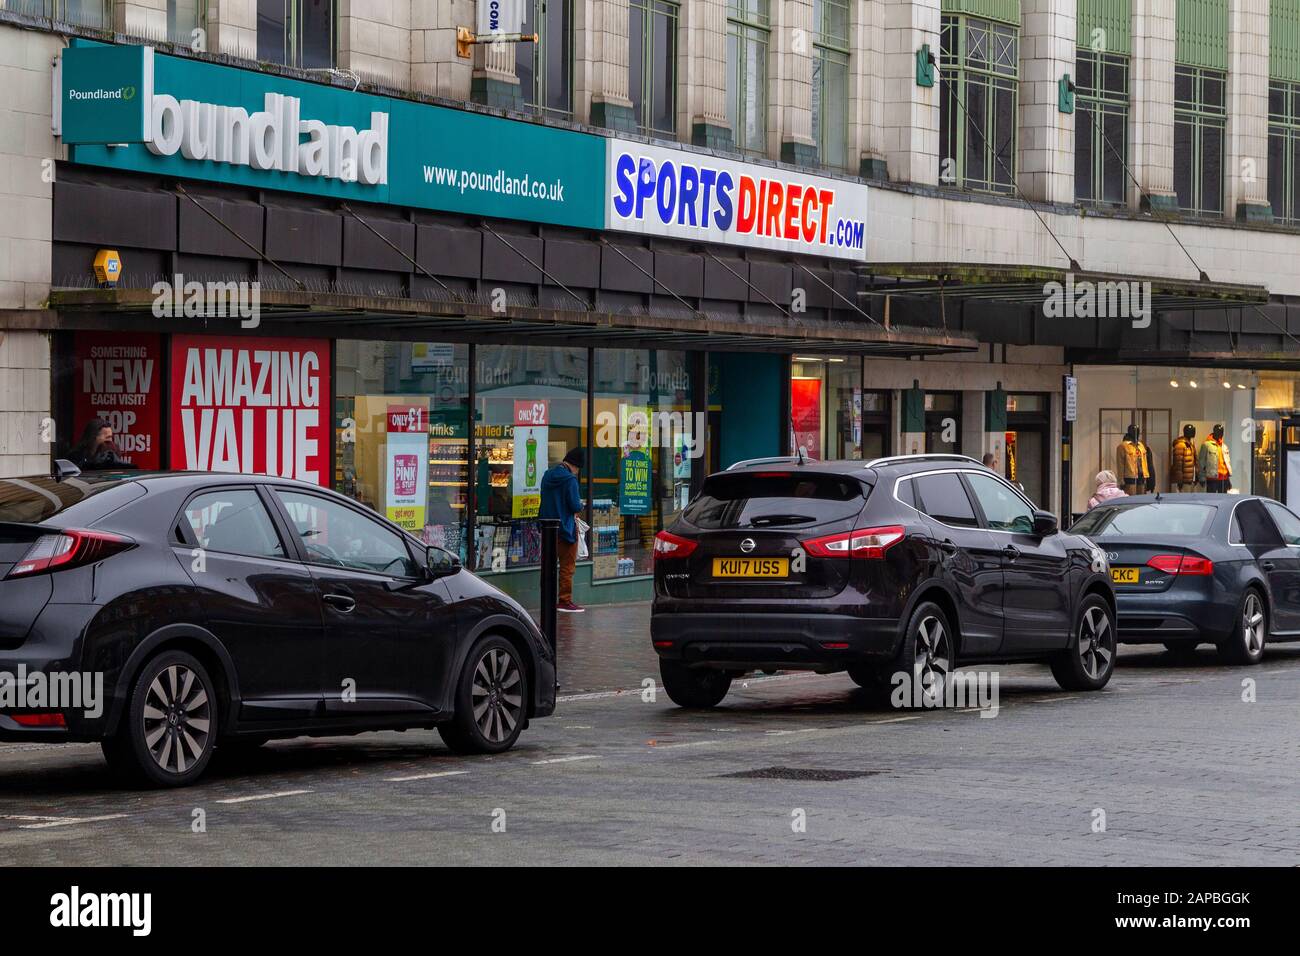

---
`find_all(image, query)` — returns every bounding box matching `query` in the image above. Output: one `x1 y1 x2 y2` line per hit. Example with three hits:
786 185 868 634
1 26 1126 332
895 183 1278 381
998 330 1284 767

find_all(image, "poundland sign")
58 42 604 228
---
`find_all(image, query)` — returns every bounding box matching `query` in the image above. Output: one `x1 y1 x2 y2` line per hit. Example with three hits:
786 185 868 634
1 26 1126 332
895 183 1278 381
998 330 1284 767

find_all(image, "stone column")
1226 0 1271 221
854 0 888 180
777 0 816 165
687 0 732 149
337 0 412 88
881 0 940 186
1018 0 1076 203
1129 0 1176 210
586 0 636 131
412 0 474 99
207 0 258 60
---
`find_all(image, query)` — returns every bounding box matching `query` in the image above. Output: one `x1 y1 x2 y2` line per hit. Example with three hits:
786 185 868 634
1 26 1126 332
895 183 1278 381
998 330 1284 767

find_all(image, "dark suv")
651 454 1116 708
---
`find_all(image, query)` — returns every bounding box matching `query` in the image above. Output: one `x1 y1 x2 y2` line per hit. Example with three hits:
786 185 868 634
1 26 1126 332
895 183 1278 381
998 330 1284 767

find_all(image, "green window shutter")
1076 0 1131 57
1176 0 1228 71
1273 0 1300 82
941 0 1021 27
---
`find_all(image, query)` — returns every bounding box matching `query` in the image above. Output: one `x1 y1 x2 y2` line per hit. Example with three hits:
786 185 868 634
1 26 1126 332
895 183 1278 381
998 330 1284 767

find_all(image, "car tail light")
653 530 698 560
4 529 135 579
9 712 66 728
802 525 905 559
1147 554 1213 576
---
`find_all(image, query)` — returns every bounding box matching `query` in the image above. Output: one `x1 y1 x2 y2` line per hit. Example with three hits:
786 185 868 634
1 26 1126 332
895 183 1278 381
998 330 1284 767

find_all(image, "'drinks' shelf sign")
169 335 330 486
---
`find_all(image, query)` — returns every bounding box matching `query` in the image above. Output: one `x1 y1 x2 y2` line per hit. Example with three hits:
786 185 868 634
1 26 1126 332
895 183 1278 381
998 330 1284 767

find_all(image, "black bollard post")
538 518 559 665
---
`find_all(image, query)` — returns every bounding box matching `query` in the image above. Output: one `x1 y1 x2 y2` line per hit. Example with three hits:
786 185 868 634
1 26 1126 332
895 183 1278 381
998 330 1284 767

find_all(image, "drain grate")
719 767 884 781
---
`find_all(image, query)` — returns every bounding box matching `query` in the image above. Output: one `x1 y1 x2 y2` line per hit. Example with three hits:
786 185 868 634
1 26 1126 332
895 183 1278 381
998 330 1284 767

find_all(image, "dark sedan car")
1069 493 1300 664
651 454 1116 708
0 467 555 786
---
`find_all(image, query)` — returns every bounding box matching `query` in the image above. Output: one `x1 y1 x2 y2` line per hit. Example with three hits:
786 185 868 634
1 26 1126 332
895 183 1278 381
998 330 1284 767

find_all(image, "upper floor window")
939 14 1018 195
43 0 110 30
812 0 851 170
167 0 206 46
258 0 334 68
630 0 679 137
1173 65 1226 216
1269 80 1300 225
518 0 574 119
1075 49 1128 205
727 0 770 154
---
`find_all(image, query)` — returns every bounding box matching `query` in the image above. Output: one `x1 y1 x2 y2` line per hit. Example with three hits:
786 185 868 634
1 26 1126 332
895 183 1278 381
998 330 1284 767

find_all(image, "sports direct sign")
608 139 869 260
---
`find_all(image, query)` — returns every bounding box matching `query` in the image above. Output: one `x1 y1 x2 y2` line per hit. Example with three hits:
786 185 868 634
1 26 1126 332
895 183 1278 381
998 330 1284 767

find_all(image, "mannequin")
1199 424 1232 493
1170 424 1198 493
1115 424 1150 493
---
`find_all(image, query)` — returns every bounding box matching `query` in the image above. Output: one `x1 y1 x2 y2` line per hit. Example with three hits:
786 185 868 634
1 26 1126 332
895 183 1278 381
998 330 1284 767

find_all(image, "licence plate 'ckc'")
711 557 789 578
1110 567 1140 585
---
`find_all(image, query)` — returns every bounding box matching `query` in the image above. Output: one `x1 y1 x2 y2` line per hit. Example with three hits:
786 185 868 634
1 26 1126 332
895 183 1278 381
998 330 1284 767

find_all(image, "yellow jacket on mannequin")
1116 440 1149 483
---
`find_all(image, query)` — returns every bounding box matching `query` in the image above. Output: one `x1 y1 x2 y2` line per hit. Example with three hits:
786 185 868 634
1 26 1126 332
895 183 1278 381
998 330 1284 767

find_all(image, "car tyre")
1218 588 1267 665
102 650 218 788
1050 594 1115 691
660 659 731 709
439 634 529 754
891 601 954 710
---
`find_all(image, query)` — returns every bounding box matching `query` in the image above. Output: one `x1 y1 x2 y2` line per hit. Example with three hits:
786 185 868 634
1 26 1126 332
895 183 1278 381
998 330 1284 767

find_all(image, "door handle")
1002 545 1020 560
1261 561 1276 571
939 539 959 555
322 592 356 613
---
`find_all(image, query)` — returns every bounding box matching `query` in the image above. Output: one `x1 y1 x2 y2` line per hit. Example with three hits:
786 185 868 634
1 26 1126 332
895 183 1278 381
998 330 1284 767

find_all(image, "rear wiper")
747 514 816 527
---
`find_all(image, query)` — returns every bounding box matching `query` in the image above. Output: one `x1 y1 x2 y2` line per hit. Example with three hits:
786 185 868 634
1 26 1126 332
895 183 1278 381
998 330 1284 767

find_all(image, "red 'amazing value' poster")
169 335 331 486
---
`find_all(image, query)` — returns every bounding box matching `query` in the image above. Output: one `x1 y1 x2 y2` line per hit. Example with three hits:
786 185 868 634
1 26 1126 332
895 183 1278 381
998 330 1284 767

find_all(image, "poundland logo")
69 85 136 101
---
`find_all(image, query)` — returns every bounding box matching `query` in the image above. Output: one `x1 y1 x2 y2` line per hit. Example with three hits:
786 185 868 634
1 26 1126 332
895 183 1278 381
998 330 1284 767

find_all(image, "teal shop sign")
619 449 651 516
59 42 606 230
58 44 152 144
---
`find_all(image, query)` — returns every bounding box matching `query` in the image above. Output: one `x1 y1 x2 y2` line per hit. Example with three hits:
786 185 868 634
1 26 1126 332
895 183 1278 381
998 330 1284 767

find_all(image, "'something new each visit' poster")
72 331 163 470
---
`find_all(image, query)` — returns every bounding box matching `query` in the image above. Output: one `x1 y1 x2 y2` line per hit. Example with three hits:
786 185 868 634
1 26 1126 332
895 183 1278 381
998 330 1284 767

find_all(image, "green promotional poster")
619 449 651 516
60 41 606 230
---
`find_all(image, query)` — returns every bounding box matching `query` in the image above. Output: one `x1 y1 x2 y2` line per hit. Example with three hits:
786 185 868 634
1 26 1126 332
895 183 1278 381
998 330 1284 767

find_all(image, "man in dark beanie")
540 446 586 612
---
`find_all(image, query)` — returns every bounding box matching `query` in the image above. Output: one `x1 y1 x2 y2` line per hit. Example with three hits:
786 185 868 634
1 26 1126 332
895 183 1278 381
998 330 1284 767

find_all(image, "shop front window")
1072 366 1255 516
592 349 693 579
792 356 864 459
334 341 471 563
473 345 587 572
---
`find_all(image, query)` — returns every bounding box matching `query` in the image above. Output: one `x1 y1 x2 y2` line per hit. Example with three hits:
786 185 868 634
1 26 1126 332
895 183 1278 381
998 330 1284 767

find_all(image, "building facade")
4 0 1300 605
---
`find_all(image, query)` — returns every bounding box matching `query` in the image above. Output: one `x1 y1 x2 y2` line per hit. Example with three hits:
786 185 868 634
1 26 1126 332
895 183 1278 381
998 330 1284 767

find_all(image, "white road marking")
2 814 65 822
384 770 469 782
531 754 599 765
648 740 718 750
19 814 128 830
216 789 314 804
870 715 926 724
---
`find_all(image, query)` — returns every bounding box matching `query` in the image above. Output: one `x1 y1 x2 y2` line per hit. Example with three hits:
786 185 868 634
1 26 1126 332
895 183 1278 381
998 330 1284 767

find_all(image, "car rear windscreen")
0 476 128 524
683 472 868 529
1071 502 1216 537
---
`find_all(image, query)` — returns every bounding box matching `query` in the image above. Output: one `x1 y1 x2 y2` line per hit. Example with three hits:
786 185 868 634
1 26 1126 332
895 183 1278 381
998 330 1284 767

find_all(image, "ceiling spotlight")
1237 383 1247 389
1189 381 1198 389
1170 380 1179 388
1223 381 1232 389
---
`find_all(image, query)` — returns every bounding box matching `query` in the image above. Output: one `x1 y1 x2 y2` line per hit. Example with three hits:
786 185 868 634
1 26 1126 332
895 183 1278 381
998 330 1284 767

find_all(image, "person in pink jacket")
1088 469 1128 510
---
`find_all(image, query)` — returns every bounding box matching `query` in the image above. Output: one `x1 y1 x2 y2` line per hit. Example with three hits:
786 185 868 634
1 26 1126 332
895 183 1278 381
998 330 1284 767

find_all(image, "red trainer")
556 600 586 613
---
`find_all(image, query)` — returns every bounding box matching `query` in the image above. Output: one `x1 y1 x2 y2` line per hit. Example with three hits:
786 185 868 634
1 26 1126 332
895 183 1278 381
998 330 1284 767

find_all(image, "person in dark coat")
539 447 585 613
68 418 138 471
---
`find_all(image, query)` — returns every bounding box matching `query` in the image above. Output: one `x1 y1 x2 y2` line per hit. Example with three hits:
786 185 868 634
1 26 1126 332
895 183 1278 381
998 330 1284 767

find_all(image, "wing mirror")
426 545 462 579
1031 510 1059 537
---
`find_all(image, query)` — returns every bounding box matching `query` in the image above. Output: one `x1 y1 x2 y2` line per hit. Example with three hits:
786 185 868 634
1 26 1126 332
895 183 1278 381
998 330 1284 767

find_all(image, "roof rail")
863 453 983 469
725 456 818 470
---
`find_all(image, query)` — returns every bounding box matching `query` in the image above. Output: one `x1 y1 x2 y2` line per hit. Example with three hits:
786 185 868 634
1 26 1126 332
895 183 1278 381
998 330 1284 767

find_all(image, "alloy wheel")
913 615 951 706
142 664 212 775
1078 606 1114 680
1242 592 1266 657
471 647 523 744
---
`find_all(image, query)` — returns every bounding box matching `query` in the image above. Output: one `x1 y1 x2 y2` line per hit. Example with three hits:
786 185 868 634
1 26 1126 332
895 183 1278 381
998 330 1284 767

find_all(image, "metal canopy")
48 287 981 357
860 262 1271 313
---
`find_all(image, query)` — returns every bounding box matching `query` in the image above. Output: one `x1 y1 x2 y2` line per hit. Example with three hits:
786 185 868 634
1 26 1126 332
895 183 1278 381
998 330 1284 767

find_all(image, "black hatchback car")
651 454 1116 708
1069 493 1300 664
0 467 555 787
